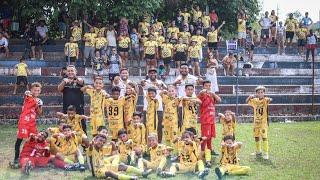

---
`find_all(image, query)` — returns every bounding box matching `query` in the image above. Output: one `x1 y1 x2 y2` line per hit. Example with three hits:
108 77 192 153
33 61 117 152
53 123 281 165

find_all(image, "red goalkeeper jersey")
20 138 50 158
198 93 216 124
18 95 38 126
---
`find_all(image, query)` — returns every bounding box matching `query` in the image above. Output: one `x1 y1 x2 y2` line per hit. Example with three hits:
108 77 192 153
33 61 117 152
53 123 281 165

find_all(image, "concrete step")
1 66 319 77
0 76 313 85
1 94 319 106
0 104 318 120
2 85 318 96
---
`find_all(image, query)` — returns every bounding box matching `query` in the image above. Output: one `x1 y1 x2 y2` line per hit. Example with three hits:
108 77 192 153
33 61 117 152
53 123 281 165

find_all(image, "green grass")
0 122 320 180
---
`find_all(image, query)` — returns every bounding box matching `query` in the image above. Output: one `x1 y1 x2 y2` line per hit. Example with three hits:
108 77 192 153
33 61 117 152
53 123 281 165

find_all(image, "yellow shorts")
95 165 119 178
141 157 166 170
163 123 178 141
253 126 268 139
109 126 123 140
91 117 105 135
104 155 120 165
176 162 197 173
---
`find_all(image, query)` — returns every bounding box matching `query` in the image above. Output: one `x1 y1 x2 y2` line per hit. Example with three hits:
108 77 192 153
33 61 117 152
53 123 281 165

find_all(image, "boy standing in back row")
246 86 272 160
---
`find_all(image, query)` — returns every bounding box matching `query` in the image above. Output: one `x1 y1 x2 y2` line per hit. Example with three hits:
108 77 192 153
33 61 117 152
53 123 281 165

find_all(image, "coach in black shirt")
57 65 86 133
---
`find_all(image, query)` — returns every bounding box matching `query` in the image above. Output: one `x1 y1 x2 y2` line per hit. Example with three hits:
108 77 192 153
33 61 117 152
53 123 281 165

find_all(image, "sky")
261 0 319 22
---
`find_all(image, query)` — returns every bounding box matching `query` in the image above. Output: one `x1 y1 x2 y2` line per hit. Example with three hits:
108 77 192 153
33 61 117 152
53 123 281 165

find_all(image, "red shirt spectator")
209 10 218 24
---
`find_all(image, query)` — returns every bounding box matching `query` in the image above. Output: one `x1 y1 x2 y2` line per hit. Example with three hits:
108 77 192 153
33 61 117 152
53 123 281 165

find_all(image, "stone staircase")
0 40 319 124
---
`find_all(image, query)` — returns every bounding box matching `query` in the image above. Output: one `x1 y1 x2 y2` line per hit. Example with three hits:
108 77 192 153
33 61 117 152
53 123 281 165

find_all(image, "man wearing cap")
141 68 167 142
173 63 202 97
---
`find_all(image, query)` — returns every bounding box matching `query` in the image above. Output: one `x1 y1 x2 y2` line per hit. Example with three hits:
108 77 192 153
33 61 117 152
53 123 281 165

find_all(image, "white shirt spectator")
175 74 198 97
36 26 48 38
107 30 117 47
0 37 8 47
260 17 272 29
142 79 167 111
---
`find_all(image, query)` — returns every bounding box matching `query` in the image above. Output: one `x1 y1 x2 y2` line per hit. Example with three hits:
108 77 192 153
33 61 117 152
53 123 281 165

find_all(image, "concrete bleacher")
0 40 319 123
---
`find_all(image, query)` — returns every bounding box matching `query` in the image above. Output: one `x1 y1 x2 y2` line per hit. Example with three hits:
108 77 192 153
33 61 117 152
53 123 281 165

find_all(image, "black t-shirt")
62 80 84 114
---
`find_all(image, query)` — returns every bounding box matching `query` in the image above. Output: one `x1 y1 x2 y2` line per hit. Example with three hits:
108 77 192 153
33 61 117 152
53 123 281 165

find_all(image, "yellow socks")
158 156 167 169
255 141 261 153
118 174 135 180
64 157 74 164
126 166 142 175
263 139 269 154
78 154 84 164
204 149 212 162
197 160 205 172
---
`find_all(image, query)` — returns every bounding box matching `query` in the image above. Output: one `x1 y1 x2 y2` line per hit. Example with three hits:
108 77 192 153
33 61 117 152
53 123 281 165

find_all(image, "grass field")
0 121 320 180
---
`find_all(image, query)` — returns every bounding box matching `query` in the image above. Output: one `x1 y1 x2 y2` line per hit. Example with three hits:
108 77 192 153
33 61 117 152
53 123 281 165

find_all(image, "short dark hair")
117 128 127 137
58 120 66 125
62 124 72 130
202 80 211 86
185 127 197 136
19 57 25 62
97 126 107 132
111 86 121 92
95 134 107 140
180 63 188 68
185 84 194 89
147 87 157 93
133 111 142 118
94 76 103 82
67 105 76 112
120 68 128 73
223 135 235 142
40 130 49 139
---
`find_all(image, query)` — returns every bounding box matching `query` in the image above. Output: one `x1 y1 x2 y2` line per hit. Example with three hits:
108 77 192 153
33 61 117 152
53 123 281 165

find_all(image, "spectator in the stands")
222 52 236 76
13 58 30 95
106 47 122 83
22 21 34 59
57 65 86 134
106 25 117 56
83 27 97 66
57 8 69 39
205 52 219 93
202 11 211 36
95 31 108 57
237 12 247 47
300 12 313 29
0 32 9 57
269 10 278 44
285 13 298 47
209 9 219 28
64 37 79 65
296 24 308 55
36 19 49 45
259 11 272 47
277 21 286 55
119 17 129 35
130 28 140 61
176 10 184 31
0 1 13 31
306 29 317 62
30 30 44 60
191 5 202 25
245 27 254 62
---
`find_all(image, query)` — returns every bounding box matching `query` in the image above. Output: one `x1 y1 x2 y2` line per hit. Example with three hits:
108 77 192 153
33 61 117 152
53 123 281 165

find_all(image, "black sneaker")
215 167 223 179
65 163 79 171
198 168 209 179
130 176 138 180
9 160 19 169
205 161 212 168
79 164 86 172
142 169 152 178
159 171 175 178
24 160 32 175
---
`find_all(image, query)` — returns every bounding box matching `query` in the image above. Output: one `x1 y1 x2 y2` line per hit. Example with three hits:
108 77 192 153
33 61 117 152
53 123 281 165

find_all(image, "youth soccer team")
10 76 272 179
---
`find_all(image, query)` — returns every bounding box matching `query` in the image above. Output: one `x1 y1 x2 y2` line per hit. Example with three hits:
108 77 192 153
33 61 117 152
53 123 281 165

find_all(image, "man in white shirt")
0 32 9 57
173 63 202 97
259 11 272 47
36 20 48 47
141 68 167 142
117 68 139 96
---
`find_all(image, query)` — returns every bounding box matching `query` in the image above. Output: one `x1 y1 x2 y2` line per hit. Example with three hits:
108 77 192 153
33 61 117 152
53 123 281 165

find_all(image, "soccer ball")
36 98 43 106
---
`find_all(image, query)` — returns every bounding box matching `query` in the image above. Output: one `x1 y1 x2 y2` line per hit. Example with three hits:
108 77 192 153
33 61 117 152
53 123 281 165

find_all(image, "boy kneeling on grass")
215 135 251 179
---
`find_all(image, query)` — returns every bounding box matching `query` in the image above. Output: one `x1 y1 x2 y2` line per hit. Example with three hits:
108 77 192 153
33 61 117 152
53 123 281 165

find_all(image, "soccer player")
81 76 108 136
47 120 66 154
53 125 85 171
160 131 209 179
105 86 126 141
56 105 90 147
145 87 159 136
116 129 135 165
160 85 180 146
12 82 43 168
218 110 237 138
215 135 251 179
246 86 272 160
137 133 169 175
127 112 147 155
124 83 138 128
181 84 201 133
89 134 152 179
13 57 30 95
198 80 221 167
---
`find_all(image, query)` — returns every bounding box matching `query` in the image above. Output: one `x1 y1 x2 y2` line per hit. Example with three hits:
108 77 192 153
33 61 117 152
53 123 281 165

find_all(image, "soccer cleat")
65 163 80 171
142 169 153 178
156 168 162 175
215 167 223 179
263 153 269 160
205 161 212 168
9 160 20 169
24 160 32 176
130 176 138 180
211 150 219 156
251 152 262 158
79 164 86 172
159 171 175 178
198 168 210 179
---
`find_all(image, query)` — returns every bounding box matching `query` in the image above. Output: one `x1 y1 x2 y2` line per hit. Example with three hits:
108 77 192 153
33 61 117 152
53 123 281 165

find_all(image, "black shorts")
109 73 119 81
174 52 187 61
145 54 155 59
0 47 5 53
261 29 270 39
208 42 218 50
286 31 294 40
65 56 77 62
297 39 305 47
16 76 28 85
163 57 171 65
246 44 255 51
118 47 129 52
